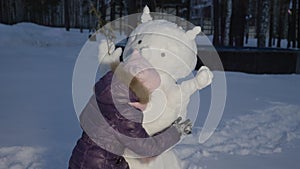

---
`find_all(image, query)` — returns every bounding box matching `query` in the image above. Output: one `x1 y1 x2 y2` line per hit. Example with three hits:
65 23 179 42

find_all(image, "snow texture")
176 102 300 169
0 146 44 169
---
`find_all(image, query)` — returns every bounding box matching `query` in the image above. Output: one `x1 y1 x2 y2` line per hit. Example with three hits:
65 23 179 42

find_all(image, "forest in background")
0 0 299 48
213 0 300 48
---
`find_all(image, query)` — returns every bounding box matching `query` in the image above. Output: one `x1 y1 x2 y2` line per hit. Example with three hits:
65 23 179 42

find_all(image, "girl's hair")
111 61 150 104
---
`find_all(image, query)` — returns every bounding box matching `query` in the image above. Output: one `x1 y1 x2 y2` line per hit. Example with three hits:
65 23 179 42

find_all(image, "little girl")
68 49 191 169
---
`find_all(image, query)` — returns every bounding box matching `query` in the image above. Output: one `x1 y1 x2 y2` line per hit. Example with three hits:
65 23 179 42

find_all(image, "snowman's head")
123 6 201 80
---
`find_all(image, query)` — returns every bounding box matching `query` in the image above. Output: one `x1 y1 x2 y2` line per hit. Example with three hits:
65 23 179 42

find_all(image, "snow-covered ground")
0 23 300 169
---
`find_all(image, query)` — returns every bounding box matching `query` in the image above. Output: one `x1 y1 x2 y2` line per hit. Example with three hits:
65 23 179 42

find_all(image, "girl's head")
124 49 161 92
113 49 161 104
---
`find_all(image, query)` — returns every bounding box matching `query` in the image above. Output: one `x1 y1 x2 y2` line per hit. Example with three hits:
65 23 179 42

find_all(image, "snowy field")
0 23 300 169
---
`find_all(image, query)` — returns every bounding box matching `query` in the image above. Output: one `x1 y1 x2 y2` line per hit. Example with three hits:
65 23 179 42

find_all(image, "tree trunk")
291 0 297 47
272 0 280 45
277 0 283 47
186 0 191 23
1 0 3 22
127 0 138 35
110 0 115 21
268 0 274 47
230 0 238 46
256 0 262 39
100 0 107 27
8 0 13 24
0 0 4 23
213 0 220 46
220 0 226 46
64 0 70 31
298 0 300 48
236 0 248 47
145 0 156 12
245 0 253 44
229 0 247 47
224 0 232 46
287 0 297 48
277 0 290 47
287 8 292 48
128 0 138 14
79 0 83 33
15 0 24 22
257 0 270 48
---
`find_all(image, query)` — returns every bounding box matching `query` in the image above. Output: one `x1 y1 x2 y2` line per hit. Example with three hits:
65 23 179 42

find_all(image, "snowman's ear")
186 26 201 40
141 5 152 23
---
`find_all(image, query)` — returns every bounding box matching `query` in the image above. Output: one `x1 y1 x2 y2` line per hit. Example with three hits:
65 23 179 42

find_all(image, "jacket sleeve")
114 103 181 157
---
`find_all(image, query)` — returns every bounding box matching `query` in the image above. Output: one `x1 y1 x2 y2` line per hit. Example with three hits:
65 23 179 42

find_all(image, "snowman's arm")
179 78 199 98
179 66 213 97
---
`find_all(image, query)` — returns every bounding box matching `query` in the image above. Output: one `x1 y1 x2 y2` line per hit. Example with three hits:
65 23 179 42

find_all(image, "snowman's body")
99 6 213 169
122 7 213 169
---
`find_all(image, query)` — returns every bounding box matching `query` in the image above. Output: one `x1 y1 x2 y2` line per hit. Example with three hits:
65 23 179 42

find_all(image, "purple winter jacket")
68 71 181 169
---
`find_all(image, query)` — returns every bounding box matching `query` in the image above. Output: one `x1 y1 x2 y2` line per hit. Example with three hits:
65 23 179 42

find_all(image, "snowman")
98 6 213 169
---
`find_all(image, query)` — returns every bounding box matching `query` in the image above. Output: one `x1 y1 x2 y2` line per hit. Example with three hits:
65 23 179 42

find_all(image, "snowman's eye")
138 40 142 44
161 52 166 57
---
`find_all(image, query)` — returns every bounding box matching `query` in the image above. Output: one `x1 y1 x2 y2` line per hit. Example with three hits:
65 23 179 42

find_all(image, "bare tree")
287 0 297 48
100 0 107 26
245 0 253 44
145 0 156 12
64 0 70 31
257 0 270 48
298 0 300 48
127 0 138 35
128 0 138 14
213 0 220 46
291 0 297 47
0 0 3 23
268 0 274 47
272 0 280 46
229 0 247 47
277 0 289 47
79 0 83 33
110 0 115 21
224 0 232 46
220 0 225 46
0 0 14 24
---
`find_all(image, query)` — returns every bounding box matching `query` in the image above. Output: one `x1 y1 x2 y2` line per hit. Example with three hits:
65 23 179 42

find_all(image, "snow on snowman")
99 6 213 169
